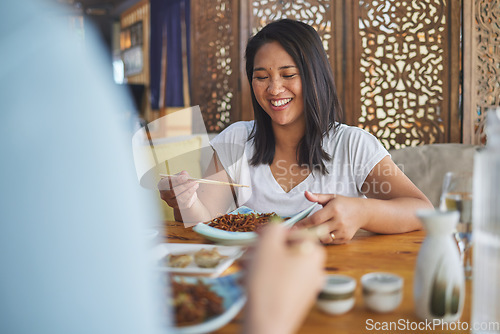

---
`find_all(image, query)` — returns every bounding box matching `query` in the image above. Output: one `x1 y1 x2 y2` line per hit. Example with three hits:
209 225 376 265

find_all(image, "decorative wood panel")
190 0 466 149
473 0 500 144
250 0 334 54
244 0 461 149
352 0 460 149
190 0 240 132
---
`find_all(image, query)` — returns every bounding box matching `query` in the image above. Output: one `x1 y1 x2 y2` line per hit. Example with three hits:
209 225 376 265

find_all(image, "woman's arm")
360 155 433 232
294 156 433 244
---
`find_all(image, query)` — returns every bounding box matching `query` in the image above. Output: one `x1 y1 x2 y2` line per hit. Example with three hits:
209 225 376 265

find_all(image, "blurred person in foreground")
0 1 324 333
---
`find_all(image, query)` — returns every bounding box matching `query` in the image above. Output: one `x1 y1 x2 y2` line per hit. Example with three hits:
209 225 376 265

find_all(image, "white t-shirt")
210 121 389 217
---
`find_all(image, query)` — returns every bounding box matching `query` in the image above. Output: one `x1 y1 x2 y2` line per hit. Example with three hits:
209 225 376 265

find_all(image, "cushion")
389 144 479 208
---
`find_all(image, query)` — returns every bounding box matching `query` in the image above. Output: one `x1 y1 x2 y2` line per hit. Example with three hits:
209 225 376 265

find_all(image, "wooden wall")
463 0 500 145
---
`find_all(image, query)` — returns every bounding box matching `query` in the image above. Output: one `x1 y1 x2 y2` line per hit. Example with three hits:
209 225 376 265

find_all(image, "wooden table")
163 221 472 334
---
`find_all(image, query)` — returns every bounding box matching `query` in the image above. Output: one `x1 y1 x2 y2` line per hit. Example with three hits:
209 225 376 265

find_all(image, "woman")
159 19 432 244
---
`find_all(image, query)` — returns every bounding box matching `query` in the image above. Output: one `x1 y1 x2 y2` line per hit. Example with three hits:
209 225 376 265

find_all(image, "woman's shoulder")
329 123 376 141
326 123 387 154
223 120 254 133
211 120 254 144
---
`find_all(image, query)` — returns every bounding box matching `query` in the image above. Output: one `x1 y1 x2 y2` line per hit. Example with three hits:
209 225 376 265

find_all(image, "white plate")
170 274 246 334
153 243 244 277
192 203 318 245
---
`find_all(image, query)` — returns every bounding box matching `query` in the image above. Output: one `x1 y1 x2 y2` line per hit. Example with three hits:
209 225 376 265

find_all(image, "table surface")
162 221 472 334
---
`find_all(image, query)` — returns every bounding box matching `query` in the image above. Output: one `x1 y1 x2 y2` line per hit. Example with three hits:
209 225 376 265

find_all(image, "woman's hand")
295 157 432 241
293 191 368 244
157 171 199 210
245 224 325 334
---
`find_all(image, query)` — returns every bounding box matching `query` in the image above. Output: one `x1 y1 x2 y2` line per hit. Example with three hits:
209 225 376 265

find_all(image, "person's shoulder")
336 123 368 134
222 120 254 133
211 120 254 144
329 123 372 139
328 123 383 148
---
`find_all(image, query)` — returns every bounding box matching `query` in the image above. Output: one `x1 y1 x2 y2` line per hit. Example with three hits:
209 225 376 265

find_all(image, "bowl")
192 203 317 245
316 274 356 315
361 272 403 313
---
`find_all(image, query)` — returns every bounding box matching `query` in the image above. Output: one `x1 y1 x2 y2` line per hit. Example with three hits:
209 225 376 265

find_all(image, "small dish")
316 274 356 315
153 243 244 277
361 272 403 313
170 273 246 334
192 203 317 245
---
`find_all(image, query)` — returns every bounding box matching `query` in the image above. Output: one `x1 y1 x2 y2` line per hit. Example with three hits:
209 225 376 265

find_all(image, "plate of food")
169 273 246 334
192 202 318 245
153 243 244 277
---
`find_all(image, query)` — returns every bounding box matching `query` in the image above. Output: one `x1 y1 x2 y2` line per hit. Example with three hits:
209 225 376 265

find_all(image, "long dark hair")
245 19 344 174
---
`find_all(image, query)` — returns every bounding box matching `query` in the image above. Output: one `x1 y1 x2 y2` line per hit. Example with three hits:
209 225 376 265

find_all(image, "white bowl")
361 272 403 313
192 203 317 245
316 274 356 315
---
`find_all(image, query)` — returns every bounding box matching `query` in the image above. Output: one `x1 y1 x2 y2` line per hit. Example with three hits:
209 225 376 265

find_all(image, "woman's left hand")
293 191 368 244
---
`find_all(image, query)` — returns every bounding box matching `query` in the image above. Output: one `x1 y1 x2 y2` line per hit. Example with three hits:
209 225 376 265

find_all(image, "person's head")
250 40 305 130
245 19 344 173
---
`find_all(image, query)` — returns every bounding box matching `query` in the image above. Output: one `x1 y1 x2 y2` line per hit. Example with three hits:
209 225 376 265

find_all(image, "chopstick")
159 174 249 188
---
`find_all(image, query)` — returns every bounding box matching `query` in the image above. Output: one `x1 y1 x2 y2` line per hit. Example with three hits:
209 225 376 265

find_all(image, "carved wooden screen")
190 0 462 149
349 0 462 149
249 1 335 54
190 0 240 132
242 0 462 148
472 0 500 144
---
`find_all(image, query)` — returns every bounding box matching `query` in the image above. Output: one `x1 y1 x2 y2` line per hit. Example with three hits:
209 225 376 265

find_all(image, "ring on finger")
330 232 336 241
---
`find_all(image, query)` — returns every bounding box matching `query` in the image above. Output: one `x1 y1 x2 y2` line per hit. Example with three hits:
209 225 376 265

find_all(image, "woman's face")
251 41 304 128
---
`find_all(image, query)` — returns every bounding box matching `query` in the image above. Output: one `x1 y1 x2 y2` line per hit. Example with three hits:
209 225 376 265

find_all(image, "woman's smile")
270 98 293 109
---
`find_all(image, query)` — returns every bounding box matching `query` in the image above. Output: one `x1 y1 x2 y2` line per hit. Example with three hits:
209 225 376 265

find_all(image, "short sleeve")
345 128 390 191
209 122 251 181
209 121 254 205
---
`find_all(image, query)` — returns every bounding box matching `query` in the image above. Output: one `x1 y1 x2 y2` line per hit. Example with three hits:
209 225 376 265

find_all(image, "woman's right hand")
157 171 199 210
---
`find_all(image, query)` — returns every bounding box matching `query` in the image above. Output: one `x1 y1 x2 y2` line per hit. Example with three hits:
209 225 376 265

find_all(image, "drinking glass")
439 172 473 279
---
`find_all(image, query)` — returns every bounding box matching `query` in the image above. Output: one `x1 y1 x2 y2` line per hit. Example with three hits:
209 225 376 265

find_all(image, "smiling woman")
245 20 342 176
158 19 433 243
251 41 304 129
